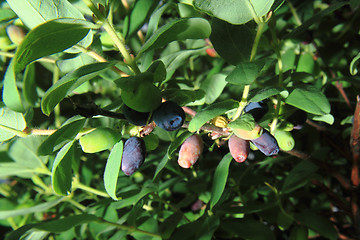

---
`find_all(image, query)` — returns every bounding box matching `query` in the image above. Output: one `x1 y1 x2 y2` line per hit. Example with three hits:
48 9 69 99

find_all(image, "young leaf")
13 18 95 73
123 0 160 39
138 18 211 56
37 117 86 156
41 62 115 116
0 197 65 220
104 141 124 201
0 107 26 142
194 0 274 24
51 141 75 196
210 18 255 65
295 211 337 240
201 73 228 104
285 86 331 115
226 61 265 86
6 0 93 51
2 59 24 112
228 113 256 131
210 153 232 209
249 87 286 102
188 100 238 132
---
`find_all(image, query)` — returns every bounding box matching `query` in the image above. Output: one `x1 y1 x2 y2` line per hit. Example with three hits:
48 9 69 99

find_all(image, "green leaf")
104 141 124 201
210 18 255 65
146 2 176 40
222 219 276 240
153 155 170 180
163 89 206 106
167 131 194 159
13 18 95 73
194 0 274 24
8 136 48 168
6 0 93 51
37 117 86 156
0 107 26 142
5 214 98 240
123 0 160 39
0 8 17 22
161 47 206 80
0 197 65 220
138 18 211 56
285 86 331 115
201 73 228 104
289 225 308 240
210 153 232 209
249 87 287 102
226 61 265 86
41 62 115 116
0 162 34 178
51 141 75 196
23 63 38 106
188 100 238 132
295 211 337 240
228 113 256 131
2 59 24 112
281 160 318 194
159 212 183 239
311 113 334 125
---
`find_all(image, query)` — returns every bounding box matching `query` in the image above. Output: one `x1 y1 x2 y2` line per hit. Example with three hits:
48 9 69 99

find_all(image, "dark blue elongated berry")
244 101 269 122
287 109 307 130
122 105 150 126
251 129 279 156
153 101 185 131
121 137 146 176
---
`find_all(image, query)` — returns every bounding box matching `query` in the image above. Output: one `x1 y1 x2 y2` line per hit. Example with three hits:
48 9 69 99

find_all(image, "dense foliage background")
0 0 359 239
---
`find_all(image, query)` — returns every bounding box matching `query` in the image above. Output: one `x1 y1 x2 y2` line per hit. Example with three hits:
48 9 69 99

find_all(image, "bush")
0 0 359 239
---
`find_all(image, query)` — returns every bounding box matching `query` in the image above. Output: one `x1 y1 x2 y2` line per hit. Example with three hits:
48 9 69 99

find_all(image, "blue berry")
153 101 185 131
244 101 269 122
121 137 146 176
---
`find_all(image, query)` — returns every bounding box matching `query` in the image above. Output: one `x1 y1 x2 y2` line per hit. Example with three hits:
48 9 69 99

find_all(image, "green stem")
0 51 56 63
74 182 109 198
0 124 28 137
66 197 87 212
286 0 302 26
232 22 266 121
102 20 141 74
53 65 61 128
98 217 162 238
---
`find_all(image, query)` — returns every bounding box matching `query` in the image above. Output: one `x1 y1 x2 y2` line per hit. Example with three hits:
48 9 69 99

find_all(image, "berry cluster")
77 99 306 176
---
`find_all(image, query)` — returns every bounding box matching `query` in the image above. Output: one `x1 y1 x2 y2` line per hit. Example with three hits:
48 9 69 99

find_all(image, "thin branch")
350 96 360 187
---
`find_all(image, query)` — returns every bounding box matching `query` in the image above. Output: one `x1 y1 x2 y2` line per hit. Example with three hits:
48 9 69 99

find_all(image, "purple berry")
121 137 146 176
153 101 185 131
251 129 279 156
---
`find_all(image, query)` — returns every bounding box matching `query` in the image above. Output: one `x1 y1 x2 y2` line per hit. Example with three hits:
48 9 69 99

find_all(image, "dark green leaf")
281 160 318 194
2 59 24 112
153 155 170 180
146 60 167 83
210 18 255 65
163 89 206 106
285 86 331 115
37 117 86 155
226 61 265 86
41 62 115 116
289 225 308 240
285 2 348 39
23 63 38 106
138 18 211 56
295 211 337 240
210 153 232 209
13 18 95 73
160 212 183 239
222 219 276 240
104 141 123 201
194 0 274 24
123 0 160 39
0 107 26 142
167 131 194 159
51 141 75 196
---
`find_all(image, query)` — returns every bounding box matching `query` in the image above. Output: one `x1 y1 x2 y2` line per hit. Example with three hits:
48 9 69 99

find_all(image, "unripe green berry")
274 129 295 151
232 124 263 140
79 128 121 153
